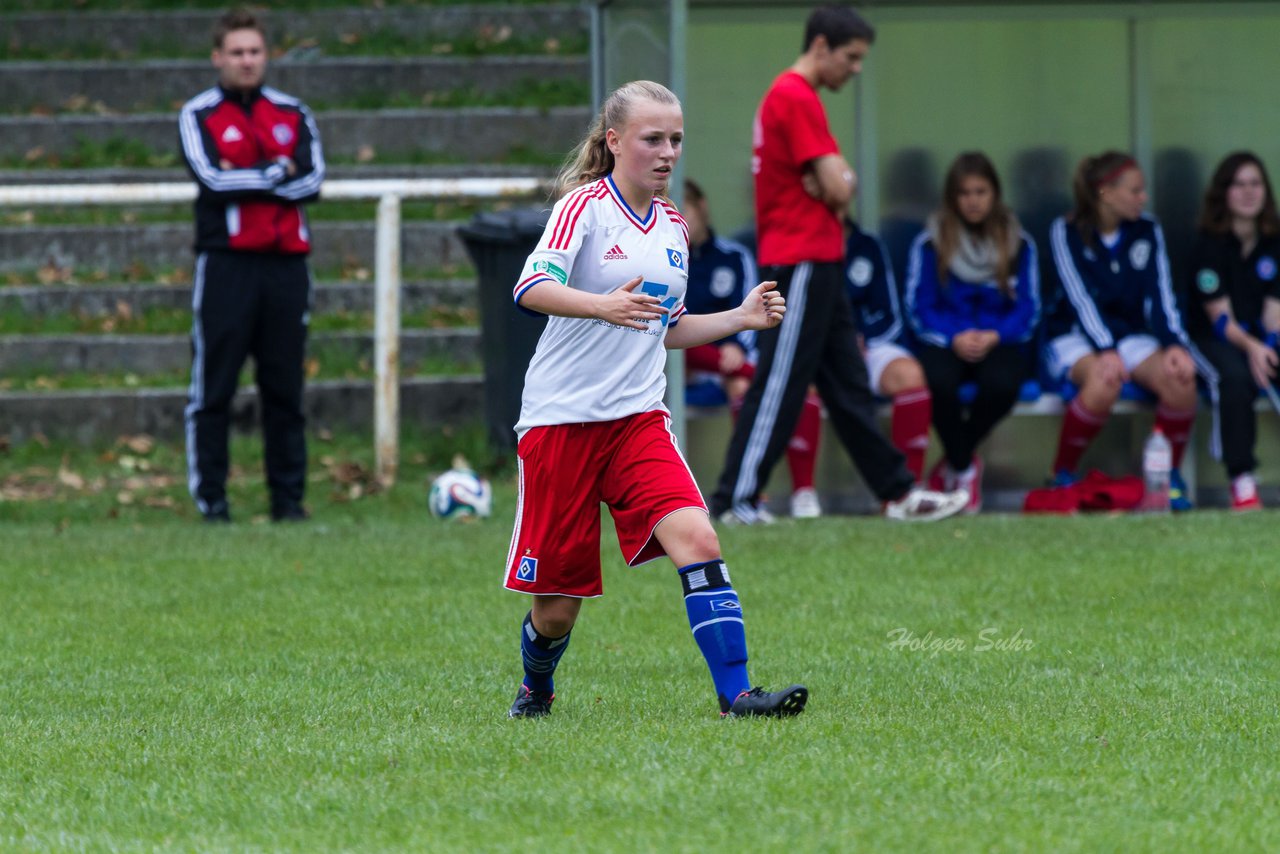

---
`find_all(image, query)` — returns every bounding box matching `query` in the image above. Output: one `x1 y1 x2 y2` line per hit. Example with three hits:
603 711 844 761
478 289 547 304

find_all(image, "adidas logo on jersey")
603 244 628 261
221 125 244 143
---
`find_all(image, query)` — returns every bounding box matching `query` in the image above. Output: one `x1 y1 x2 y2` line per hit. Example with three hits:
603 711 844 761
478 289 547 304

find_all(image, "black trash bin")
458 208 550 451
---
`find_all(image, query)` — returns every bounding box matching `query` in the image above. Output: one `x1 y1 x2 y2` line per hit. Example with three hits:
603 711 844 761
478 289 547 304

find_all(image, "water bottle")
1140 426 1171 513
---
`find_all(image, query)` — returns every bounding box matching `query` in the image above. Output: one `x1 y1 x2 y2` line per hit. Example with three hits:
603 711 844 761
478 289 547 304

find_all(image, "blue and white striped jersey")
686 228 756 352
1046 213 1188 349
843 223 907 347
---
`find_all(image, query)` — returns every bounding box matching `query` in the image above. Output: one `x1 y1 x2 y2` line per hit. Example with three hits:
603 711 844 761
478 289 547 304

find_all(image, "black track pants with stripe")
708 261 914 516
185 250 311 513
1195 335 1264 478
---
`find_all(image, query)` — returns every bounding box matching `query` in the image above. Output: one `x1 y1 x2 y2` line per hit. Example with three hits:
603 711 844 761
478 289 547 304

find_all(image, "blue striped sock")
679 560 750 708
520 611 571 694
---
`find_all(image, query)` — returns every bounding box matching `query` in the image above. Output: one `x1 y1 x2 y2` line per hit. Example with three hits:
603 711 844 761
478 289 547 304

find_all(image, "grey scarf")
928 213 1023 283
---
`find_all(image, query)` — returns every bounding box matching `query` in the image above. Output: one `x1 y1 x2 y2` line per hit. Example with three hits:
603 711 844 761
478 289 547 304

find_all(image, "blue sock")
520 611 571 694
679 559 750 710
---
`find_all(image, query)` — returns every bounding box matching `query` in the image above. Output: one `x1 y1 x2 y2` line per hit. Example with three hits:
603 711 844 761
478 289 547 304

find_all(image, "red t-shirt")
752 70 844 266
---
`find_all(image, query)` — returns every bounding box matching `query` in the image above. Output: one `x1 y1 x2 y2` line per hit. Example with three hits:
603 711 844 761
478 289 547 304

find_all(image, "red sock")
1053 398 1110 474
786 393 822 491
891 387 932 482
1156 405 1196 468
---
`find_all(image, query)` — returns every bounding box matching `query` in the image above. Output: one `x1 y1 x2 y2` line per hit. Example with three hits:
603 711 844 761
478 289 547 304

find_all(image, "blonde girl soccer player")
503 80 808 719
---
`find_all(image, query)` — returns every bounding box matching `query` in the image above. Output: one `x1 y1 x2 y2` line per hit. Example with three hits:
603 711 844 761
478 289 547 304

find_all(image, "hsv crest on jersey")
221 125 244 143
1258 256 1278 281
848 256 874 287
710 267 736 298
604 244 628 261
1129 239 1151 271
666 249 685 270
517 556 538 582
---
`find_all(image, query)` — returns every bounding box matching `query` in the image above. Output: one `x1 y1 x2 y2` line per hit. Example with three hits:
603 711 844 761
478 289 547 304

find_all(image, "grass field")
1 434 1278 850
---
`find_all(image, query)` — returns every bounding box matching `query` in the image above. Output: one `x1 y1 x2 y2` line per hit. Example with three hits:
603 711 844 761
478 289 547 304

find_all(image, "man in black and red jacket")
179 8 324 523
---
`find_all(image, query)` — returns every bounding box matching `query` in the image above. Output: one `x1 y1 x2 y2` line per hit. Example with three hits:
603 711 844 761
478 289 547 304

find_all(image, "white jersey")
513 175 690 437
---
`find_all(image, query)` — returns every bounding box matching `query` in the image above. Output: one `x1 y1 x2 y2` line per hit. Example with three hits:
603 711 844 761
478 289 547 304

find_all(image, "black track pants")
916 344 1027 471
185 250 311 512
1195 335 1266 478
709 261 914 515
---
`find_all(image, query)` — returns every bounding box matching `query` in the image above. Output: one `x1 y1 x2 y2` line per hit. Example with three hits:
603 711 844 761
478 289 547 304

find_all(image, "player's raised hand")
740 281 785 330
594 276 668 330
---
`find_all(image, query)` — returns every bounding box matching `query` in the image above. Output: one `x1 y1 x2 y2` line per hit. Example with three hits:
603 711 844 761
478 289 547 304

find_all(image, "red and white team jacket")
179 84 324 254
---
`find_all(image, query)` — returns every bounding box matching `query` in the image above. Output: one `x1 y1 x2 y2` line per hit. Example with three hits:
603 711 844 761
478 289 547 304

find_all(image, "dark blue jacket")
686 228 756 351
904 229 1040 347
844 223 907 347
1046 213 1188 349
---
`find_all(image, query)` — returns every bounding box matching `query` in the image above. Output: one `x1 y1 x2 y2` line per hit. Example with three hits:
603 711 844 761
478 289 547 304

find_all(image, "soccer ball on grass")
429 456 493 520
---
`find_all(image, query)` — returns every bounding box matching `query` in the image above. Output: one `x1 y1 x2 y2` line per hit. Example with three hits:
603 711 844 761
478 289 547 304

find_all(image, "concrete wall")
682 2 1280 269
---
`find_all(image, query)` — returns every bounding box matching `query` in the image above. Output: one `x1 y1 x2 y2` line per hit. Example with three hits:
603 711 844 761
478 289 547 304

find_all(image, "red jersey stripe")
549 184 593 249
658 201 689 246
550 181 607 250
548 183 593 249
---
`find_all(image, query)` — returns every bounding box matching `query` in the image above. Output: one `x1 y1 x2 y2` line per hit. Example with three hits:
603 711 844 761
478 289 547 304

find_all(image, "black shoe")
271 503 309 522
508 684 555 718
722 685 808 718
202 501 231 524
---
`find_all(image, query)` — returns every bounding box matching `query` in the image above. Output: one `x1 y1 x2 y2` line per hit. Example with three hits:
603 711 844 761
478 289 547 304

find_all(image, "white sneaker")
717 504 777 526
1231 473 1262 512
883 486 969 522
952 458 983 515
790 487 822 519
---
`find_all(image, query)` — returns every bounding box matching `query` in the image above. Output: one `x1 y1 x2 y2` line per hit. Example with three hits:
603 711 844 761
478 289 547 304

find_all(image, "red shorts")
504 410 707 598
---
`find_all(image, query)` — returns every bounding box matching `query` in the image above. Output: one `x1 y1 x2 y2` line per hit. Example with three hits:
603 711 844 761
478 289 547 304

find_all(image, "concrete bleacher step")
2 5 587 57
0 220 478 274
0 3 577 446
0 328 479 376
0 279 478 316
0 375 482 444
0 106 590 162
0 56 587 113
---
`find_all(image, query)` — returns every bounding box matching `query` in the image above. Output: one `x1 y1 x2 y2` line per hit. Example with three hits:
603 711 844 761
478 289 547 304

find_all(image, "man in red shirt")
179 9 324 523
710 5 966 523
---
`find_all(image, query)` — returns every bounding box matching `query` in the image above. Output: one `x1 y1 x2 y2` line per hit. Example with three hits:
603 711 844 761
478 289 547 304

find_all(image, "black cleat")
271 502 310 523
508 684 555 718
203 500 231 524
722 685 808 718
